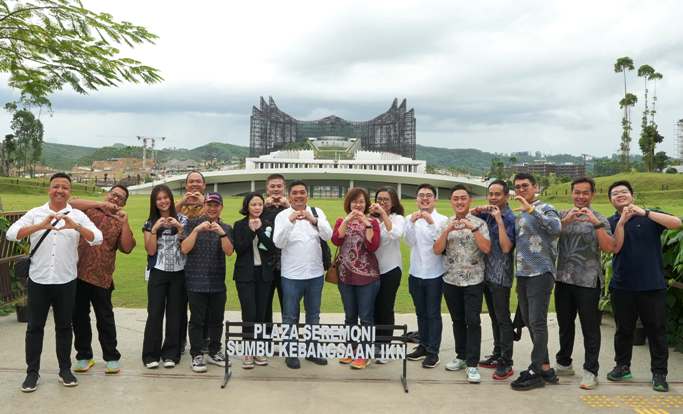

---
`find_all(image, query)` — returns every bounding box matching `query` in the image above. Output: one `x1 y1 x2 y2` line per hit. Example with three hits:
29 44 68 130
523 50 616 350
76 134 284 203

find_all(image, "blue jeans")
338 280 380 326
281 276 324 326
409 275 443 355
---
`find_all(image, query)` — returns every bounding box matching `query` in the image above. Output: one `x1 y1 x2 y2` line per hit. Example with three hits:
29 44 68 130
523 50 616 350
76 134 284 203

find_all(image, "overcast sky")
1 0 682 157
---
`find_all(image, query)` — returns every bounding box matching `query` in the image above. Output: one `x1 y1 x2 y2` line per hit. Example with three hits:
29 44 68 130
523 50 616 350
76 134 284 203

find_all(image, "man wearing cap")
181 192 234 373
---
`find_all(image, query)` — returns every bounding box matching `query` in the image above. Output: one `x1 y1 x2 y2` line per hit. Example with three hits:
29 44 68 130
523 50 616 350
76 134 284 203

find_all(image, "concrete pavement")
1 309 682 414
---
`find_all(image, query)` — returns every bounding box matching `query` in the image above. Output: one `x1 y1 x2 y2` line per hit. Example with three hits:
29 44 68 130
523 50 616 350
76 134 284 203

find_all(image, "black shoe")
478 355 498 369
652 374 669 392
21 372 39 393
422 354 440 368
541 368 559 384
285 357 300 369
58 370 78 387
305 356 328 366
511 369 544 391
493 362 514 380
606 365 633 382
406 346 427 361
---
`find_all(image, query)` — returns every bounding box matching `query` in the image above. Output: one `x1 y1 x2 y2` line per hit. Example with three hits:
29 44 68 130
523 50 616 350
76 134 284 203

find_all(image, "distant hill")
42 141 594 176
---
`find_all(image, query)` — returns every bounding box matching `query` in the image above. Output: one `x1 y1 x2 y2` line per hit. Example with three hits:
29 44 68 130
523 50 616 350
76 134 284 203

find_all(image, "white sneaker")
375 358 390 364
163 359 176 368
445 358 467 371
580 370 598 390
207 352 226 367
467 367 481 383
145 361 159 369
191 355 207 373
555 363 575 376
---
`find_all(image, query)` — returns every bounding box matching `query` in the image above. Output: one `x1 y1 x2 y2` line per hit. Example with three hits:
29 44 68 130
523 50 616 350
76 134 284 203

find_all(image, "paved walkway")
1 309 682 414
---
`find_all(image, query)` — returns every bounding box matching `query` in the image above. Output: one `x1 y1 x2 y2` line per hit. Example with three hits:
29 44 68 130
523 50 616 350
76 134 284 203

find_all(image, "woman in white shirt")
369 187 405 363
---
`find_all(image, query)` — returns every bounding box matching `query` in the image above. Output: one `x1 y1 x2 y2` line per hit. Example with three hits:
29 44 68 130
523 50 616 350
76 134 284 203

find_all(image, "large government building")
250 97 416 159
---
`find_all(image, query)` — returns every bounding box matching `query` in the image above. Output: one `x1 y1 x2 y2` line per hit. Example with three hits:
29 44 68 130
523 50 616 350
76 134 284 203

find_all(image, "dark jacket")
232 217 276 282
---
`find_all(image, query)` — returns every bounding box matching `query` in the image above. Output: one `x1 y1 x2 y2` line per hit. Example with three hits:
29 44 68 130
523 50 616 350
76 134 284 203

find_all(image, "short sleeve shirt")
143 214 187 272
441 214 490 287
78 208 123 288
557 208 611 288
479 206 516 287
184 218 233 293
608 212 667 291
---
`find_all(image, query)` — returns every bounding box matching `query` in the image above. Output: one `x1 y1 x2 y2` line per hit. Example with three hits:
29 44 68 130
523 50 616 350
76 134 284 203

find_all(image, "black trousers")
264 269 283 325
443 282 484 367
72 279 121 362
236 266 273 338
483 281 514 365
26 278 77 375
517 273 554 373
187 290 226 357
374 266 402 342
142 269 185 364
611 288 668 375
554 281 601 375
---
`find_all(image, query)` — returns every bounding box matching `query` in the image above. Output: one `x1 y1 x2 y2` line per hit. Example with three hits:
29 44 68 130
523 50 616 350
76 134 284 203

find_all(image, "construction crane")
137 136 166 170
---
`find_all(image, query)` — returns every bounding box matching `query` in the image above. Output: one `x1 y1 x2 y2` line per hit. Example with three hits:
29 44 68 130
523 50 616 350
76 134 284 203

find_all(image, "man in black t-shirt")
605 180 681 392
261 174 289 325
181 192 234 373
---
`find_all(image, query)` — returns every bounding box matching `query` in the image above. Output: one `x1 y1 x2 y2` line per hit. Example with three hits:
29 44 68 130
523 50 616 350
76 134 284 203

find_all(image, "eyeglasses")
417 193 435 199
376 197 391 203
610 189 631 197
109 192 127 202
514 183 531 190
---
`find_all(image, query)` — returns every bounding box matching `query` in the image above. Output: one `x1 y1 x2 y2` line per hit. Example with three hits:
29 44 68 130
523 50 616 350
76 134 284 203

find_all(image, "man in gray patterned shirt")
510 173 562 391
554 177 614 390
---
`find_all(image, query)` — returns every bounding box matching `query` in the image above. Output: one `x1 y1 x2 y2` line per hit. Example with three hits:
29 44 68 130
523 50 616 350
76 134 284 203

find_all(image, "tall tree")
614 57 635 170
0 0 162 107
649 72 663 124
0 133 16 175
9 108 43 177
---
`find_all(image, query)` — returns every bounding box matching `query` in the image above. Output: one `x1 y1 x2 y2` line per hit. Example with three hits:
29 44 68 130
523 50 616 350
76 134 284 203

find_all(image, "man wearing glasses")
509 173 562 391
69 185 136 375
606 180 681 392
404 184 449 368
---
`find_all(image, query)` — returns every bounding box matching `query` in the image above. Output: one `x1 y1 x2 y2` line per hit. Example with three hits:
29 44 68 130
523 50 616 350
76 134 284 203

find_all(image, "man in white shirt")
404 184 448 368
6 173 103 392
273 180 332 369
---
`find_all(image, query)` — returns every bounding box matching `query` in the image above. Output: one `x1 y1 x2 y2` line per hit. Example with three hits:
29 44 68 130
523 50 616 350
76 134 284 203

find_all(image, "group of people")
6 170 680 394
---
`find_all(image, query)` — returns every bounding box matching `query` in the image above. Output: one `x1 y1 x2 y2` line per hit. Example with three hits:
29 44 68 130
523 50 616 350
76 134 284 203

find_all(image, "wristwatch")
645 209 651 218
219 233 228 238
593 222 605 229
75 223 82 232
471 225 480 233
365 224 373 229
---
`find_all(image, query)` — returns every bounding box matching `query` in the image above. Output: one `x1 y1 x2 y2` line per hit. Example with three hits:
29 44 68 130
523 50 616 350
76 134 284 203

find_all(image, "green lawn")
3 173 682 313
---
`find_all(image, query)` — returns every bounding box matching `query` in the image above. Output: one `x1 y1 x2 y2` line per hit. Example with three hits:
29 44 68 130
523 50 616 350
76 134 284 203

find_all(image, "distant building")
509 162 586 179
249 97 416 159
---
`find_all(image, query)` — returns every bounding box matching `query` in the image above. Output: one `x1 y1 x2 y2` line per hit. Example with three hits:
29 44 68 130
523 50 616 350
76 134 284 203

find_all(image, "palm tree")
649 72 663 124
614 57 635 170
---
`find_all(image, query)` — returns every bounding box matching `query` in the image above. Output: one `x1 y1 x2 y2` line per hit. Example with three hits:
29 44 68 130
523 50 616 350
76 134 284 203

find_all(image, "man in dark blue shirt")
471 179 516 380
181 192 234 373
606 180 681 392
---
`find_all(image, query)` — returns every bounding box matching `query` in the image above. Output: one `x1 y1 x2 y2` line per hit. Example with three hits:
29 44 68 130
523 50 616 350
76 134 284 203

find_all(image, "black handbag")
310 207 332 270
14 214 67 280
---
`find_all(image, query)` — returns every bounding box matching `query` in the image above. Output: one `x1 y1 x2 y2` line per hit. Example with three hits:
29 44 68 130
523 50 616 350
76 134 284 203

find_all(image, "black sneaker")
493 362 514 380
58 371 78 387
406 346 428 361
21 372 39 393
606 365 632 382
285 357 301 369
305 356 328 366
478 355 498 369
541 368 559 384
511 369 544 391
652 374 669 392
422 354 440 368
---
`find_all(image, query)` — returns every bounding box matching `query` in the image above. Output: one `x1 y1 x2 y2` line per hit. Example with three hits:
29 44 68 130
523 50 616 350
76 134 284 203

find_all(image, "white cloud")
0 0 681 157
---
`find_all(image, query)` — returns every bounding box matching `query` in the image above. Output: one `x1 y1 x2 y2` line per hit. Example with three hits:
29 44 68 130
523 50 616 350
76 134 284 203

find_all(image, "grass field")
2 172 682 313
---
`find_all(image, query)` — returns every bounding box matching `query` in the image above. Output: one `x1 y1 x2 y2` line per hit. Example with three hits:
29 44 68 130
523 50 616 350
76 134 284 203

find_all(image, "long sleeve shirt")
273 206 333 280
375 214 405 274
6 203 103 285
404 209 448 279
515 200 561 278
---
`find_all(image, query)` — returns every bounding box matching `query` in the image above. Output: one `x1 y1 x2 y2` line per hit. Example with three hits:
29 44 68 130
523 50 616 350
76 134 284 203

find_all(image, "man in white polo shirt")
6 173 103 392
404 183 448 368
273 180 333 369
